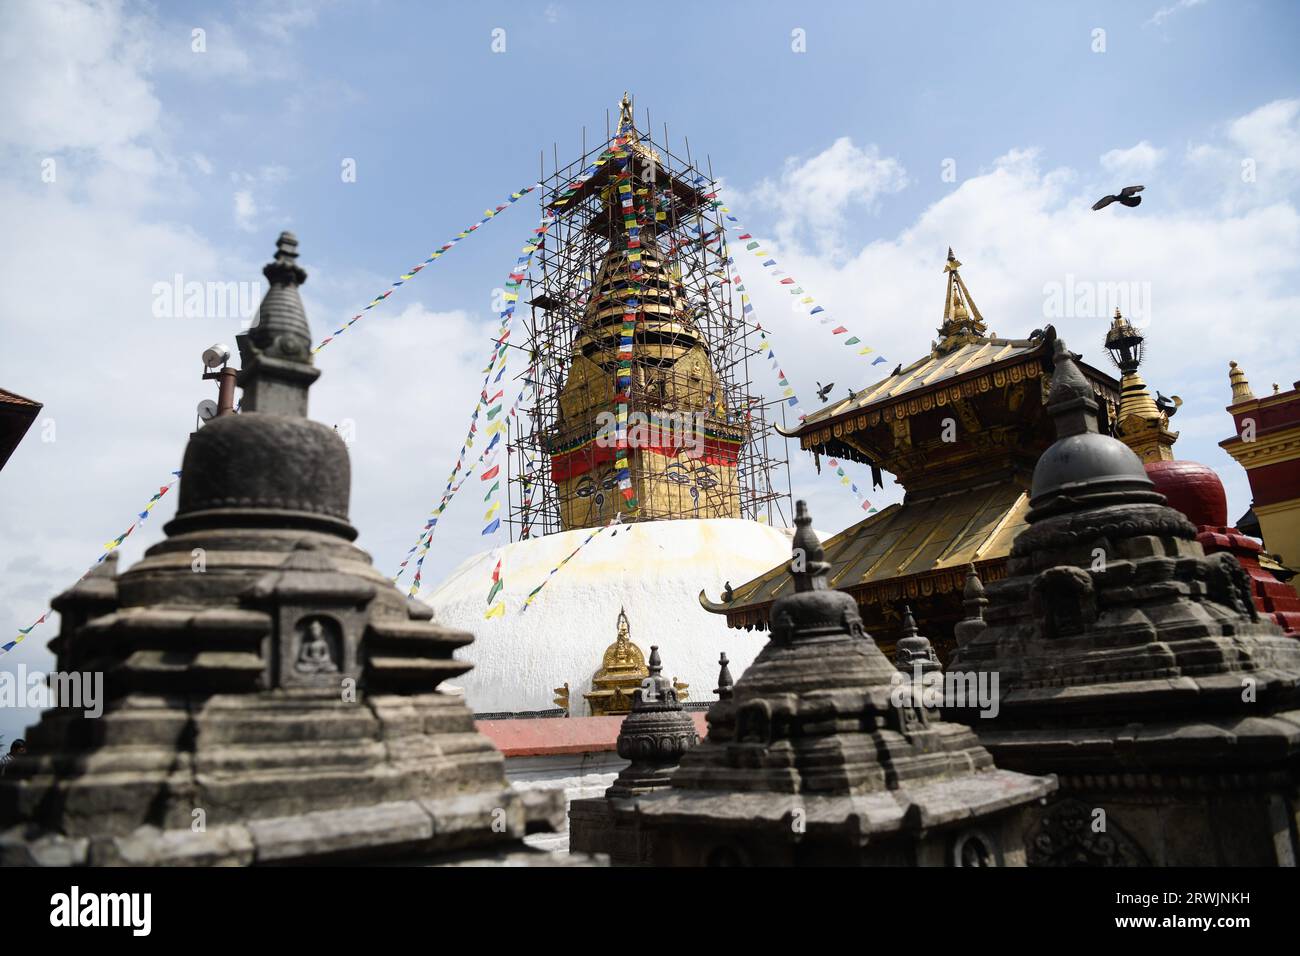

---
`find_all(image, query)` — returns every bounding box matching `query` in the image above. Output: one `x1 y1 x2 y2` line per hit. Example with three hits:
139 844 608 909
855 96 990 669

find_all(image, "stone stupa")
950 331 1300 866
569 644 699 863
607 501 1055 866
0 233 568 865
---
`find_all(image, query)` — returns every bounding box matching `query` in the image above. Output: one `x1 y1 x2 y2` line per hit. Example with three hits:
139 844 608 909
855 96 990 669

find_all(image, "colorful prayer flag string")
483 556 505 620
710 197 889 369
519 516 623 614
746 298 878 517
4 471 182 656
610 128 641 511
311 182 541 354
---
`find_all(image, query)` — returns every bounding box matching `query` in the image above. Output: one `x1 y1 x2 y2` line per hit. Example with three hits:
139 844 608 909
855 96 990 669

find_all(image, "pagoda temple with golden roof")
702 251 1121 660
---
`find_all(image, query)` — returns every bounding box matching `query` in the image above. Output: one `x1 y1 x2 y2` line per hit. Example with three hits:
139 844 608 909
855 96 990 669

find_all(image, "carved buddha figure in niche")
295 618 338 674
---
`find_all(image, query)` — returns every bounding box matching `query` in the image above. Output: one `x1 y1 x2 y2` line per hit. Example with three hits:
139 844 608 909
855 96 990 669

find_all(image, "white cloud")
1147 0 1209 28
1227 98 1300 182
0 0 160 154
1100 140 1165 177
233 189 258 231
1184 98 1300 213
742 137 908 256
249 0 321 41
230 164 290 232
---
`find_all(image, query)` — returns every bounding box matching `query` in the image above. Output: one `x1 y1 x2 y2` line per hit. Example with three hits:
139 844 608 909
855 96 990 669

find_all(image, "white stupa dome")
424 517 798 715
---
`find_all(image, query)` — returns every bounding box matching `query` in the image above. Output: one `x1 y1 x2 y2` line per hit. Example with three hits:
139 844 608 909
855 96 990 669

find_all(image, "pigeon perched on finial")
722 581 734 602
815 381 834 403
1092 185 1144 210
1155 391 1182 417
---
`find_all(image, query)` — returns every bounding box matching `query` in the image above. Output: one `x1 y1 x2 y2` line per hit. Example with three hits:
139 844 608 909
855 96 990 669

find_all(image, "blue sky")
2 0 1299 740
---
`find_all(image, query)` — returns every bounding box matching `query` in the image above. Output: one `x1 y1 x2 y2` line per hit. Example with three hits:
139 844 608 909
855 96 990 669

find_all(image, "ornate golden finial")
618 91 635 131
1105 309 1178 462
1104 308 1143 375
612 606 633 660
935 248 986 354
1228 361 1256 403
553 682 570 715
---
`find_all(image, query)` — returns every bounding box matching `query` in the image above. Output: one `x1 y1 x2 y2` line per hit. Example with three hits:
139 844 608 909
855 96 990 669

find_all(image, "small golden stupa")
584 608 687 716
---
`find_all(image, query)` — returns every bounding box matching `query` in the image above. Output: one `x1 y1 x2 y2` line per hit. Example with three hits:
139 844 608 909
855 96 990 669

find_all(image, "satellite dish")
196 399 219 423
202 344 231 369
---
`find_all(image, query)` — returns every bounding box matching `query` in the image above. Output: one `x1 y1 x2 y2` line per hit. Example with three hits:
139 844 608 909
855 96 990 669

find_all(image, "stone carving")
1030 566 1097 639
610 645 699 789
569 645 700 861
607 500 1054 866
294 618 339 674
893 605 941 672
950 334 1300 865
1026 800 1147 867
1203 551 1258 620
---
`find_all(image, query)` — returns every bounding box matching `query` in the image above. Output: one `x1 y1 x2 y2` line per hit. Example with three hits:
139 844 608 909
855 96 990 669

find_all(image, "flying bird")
1092 185 1144 211
816 381 834 402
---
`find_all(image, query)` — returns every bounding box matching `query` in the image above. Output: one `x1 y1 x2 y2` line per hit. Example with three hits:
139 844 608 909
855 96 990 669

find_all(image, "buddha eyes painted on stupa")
575 468 618 498
664 461 718 491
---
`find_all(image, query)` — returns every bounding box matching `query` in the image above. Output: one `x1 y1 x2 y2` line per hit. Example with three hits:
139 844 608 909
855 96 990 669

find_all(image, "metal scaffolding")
505 104 790 540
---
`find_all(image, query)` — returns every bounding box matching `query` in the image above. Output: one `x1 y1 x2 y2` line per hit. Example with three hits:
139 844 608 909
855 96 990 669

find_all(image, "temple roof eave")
798 336 1046 433
710 482 1031 627
791 344 1119 456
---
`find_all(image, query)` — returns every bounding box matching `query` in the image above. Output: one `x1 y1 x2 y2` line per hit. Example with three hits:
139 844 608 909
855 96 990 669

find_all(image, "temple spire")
236 231 320 417
1104 308 1179 462
1045 334 1099 439
618 91 635 133
791 500 830 592
714 652 734 700
936 248 988 353
894 604 941 674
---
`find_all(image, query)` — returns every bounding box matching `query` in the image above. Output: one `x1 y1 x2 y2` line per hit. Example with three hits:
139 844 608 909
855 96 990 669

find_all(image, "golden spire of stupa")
618 91 635 131
1104 308 1179 462
935 248 988 353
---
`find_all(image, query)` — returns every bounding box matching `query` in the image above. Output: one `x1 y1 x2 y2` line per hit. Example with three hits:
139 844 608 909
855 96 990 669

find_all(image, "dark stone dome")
1030 432 1154 506
168 412 355 538
1145 459 1228 528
